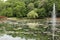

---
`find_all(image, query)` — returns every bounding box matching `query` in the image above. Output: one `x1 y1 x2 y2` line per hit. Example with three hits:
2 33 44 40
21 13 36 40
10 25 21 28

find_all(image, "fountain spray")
52 3 56 40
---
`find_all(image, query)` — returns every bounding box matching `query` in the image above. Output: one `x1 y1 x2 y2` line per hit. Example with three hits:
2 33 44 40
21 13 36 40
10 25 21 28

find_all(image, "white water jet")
52 3 56 40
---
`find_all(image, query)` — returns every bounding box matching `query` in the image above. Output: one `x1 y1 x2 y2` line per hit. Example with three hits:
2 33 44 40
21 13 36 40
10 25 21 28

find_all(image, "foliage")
13 2 26 17
27 10 38 18
27 3 34 11
37 8 46 18
0 0 60 18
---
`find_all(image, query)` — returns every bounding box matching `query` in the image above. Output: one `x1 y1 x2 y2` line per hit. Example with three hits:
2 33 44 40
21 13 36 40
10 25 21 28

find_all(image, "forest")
0 0 60 18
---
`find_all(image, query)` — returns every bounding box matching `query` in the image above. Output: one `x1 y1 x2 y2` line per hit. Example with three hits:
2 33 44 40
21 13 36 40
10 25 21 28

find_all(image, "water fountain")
52 3 56 40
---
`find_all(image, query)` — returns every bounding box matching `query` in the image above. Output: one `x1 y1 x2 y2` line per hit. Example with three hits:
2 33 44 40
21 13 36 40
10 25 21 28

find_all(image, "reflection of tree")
0 20 60 40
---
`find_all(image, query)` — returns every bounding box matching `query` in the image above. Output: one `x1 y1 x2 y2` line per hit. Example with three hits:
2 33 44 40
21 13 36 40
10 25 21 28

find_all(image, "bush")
37 8 47 18
27 10 38 18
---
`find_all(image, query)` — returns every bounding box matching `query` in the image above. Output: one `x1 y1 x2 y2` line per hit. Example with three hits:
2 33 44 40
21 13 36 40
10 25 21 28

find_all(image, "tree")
1 0 26 17
37 8 46 18
56 0 60 17
0 0 60 18
5 8 13 17
27 3 34 11
27 10 38 18
34 0 47 8
13 2 26 17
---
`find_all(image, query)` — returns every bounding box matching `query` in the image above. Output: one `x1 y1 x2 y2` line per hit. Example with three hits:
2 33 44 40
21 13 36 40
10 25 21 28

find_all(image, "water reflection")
0 19 60 40
0 34 35 40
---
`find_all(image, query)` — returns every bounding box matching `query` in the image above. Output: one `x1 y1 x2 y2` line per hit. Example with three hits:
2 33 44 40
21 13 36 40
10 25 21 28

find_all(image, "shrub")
37 8 47 18
27 10 38 18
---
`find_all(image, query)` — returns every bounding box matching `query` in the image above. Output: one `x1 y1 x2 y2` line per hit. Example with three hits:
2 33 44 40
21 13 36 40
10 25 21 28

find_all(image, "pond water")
0 19 60 40
0 34 35 40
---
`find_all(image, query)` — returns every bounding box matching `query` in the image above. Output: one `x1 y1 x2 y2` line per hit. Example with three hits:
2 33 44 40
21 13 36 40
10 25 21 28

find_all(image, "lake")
0 19 60 40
